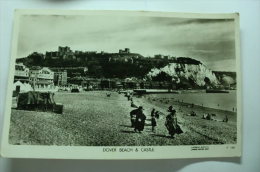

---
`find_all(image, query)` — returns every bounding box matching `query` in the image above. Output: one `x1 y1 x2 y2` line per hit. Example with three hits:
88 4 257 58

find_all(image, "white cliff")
147 63 219 87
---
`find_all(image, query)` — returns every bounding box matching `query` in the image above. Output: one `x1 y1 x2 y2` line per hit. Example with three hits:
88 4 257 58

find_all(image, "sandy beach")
9 91 237 146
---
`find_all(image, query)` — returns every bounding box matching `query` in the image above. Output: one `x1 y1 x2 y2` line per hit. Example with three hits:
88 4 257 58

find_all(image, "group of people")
129 105 183 138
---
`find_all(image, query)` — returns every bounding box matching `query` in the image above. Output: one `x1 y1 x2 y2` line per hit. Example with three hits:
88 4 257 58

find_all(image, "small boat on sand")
206 89 229 93
133 89 179 95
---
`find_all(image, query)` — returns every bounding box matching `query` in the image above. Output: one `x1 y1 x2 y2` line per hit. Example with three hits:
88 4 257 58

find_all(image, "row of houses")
14 63 67 90
14 63 176 92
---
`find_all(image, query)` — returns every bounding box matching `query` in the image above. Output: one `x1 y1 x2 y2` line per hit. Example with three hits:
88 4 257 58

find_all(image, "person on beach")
130 107 139 127
155 111 160 119
165 106 183 138
151 108 155 117
134 106 146 133
190 111 196 116
151 113 157 133
131 100 138 108
165 106 177 138
223 115 229 123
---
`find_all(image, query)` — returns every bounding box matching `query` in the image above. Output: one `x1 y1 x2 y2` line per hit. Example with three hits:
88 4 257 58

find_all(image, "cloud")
16 14 236 71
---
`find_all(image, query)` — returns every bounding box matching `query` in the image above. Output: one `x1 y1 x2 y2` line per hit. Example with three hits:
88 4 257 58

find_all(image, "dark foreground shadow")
144 123 152 126
119 124 133 128
151 134 173 139
120 130 136 134
7 157 241 172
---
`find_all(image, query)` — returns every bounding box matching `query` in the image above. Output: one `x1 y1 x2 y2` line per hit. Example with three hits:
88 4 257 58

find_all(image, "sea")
144 90 237 112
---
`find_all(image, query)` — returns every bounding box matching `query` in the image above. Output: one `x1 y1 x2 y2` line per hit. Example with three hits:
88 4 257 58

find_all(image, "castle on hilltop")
119 48 130 54
45 46 75 60
45 46 133 60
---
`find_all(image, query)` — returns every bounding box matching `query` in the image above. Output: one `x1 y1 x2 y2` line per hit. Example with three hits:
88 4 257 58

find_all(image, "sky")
17 14 236 71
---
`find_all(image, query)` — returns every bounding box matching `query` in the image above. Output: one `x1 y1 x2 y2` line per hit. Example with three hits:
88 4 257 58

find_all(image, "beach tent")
17 91 63 114
23 83 33 92
18 91 55 106
13 81 32 93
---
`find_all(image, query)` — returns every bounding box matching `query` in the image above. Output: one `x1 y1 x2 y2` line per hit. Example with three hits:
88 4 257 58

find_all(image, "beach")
9 91 237 146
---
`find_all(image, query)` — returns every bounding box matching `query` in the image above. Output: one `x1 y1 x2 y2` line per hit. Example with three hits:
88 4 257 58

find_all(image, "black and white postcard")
0 10 241 159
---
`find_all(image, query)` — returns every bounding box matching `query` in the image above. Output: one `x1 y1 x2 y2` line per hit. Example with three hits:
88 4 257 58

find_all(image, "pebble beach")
9 90 237 146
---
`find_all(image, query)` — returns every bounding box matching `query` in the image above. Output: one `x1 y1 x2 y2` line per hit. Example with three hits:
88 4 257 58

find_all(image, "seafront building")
14 63 30 83
14 63 57 92
14 62 177 91
29 66 55 89
15 63 69 88
53 70 68 86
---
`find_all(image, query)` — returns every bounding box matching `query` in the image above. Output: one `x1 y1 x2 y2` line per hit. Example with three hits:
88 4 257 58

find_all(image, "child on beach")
151 115 157 132
130 108 139 127
223 115 229 123
151 108 155 117
155 111 160 119
151 109 157 132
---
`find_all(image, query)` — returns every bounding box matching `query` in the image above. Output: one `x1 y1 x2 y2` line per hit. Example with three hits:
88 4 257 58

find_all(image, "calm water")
145 91 237 112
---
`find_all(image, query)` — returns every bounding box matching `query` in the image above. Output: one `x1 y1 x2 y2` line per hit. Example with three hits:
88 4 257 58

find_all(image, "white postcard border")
0 10 242 159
